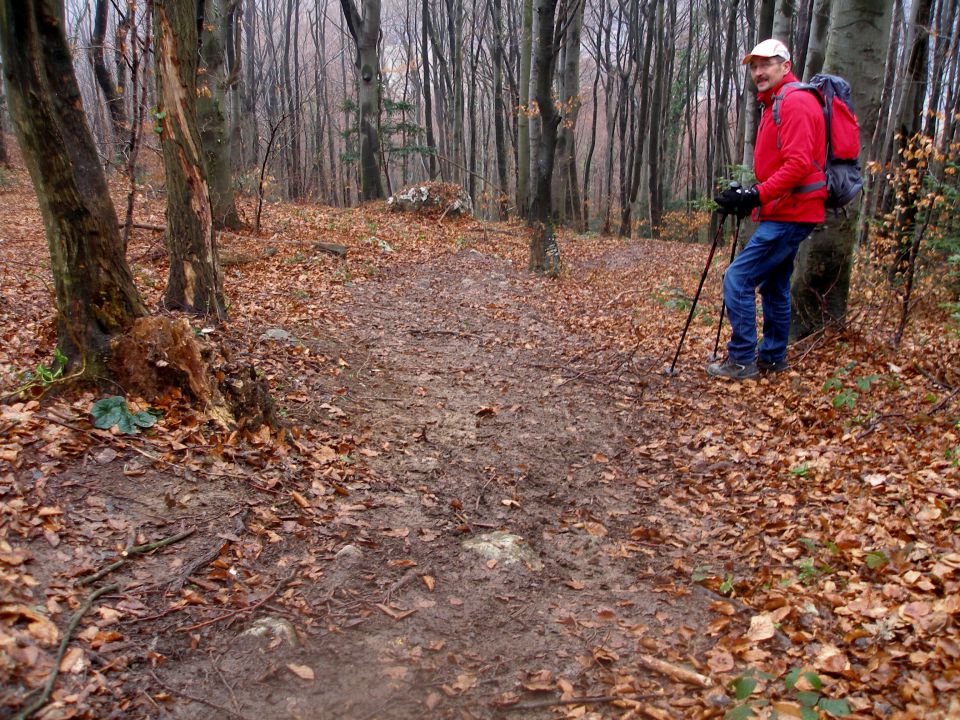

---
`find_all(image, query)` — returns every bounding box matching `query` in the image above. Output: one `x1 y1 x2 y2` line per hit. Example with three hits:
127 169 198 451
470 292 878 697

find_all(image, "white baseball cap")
742 39 791 65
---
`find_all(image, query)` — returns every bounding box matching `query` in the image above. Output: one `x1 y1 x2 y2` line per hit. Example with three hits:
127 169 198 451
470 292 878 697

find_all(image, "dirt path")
155 247 720 719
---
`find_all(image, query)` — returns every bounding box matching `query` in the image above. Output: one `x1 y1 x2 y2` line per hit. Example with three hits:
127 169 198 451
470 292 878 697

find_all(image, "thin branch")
175 574 293 633
77 528 196 586
15 584 119 720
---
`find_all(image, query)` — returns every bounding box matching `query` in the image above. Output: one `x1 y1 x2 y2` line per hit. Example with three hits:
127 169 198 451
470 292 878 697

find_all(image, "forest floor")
1 156 959 720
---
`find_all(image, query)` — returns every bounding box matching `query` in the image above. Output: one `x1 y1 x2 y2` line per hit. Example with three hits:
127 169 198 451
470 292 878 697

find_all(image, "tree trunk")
491 0 509 219
803 0 831 78
155 0 226 319
89 0 130 163
647 0 668 236
282 0 303 199
528 0 561 275
0 64 10 167
340 0 386 200
742 0 775 178
790 0 893 339
517 0 532 216
0 0 145 374
198 0 242 229
554 0 584 229
422 0 437 178
773 0 796 42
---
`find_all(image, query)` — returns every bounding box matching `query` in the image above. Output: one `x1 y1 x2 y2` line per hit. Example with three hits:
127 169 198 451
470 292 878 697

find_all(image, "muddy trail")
145 246 724 719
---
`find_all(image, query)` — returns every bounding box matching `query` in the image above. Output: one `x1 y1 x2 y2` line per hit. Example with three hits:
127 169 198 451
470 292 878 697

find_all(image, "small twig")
167 510 248 593
175 575 292 633
149 670 255 720
383 566 423 603
637 654 713 688
77 528 196 586
930 387 960 413
15 583 119 720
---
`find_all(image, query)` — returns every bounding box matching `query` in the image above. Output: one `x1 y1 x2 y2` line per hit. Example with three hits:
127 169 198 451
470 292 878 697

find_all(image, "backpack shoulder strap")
772 82 820 126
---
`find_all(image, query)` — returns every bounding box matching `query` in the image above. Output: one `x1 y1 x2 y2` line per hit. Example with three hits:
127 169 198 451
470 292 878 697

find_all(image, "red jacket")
754 71 827 223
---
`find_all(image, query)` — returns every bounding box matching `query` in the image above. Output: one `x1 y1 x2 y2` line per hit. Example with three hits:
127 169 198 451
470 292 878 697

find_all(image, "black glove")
714 185 761 218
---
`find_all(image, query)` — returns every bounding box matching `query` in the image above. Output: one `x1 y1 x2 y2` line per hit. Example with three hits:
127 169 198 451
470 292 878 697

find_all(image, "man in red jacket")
709 39 826 379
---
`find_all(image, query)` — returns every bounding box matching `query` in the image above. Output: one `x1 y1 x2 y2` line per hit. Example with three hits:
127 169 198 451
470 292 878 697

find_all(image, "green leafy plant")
823 366 884 412
90 396 159 435
725 667 850 719
28 348 68 386
832 388 858 410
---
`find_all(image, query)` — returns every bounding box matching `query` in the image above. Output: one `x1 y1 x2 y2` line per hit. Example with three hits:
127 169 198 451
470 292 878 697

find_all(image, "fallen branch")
637 654 713 688
77 528 196 586
175 574 292 633
167 511 248 593
149 670 255 720
15 583 119 720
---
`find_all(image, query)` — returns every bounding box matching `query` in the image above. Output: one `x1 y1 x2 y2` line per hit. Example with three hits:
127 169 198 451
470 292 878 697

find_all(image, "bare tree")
154 0 226 318
0 0 146 374
790 0 893 338
198 0 242 229
89 0 131 162
340 0 386 200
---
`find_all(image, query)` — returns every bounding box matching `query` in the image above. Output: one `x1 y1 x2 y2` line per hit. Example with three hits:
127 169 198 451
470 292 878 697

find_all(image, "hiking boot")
706 358 759 380
758 358 790 374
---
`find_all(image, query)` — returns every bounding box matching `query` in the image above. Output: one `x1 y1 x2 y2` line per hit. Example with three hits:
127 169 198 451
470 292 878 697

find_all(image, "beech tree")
340 0 386 200
154 0 226 318
0 0 145 374
528 0 563 274
790 0 892 338
198 0 242 229
89 0 130 162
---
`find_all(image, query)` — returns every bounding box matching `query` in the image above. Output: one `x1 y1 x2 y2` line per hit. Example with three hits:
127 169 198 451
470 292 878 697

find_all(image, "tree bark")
491 0 510 219
198 0 242 229
554 0 584 229
528 0 561 275
89 0 131 163
790 0 893 339
340 0 386 200
154 0 226 319
0 63 9 167
422 0 437 178
803 0 831 78
517 0 533 216
0 0 145 374
773 0 796 42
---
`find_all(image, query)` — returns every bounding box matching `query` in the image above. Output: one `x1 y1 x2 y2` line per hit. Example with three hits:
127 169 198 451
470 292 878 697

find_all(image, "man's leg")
722 222 799 364
758 223 816 364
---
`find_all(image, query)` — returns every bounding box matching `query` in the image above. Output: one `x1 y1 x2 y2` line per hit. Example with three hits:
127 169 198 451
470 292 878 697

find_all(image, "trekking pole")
666 214 728 376
709 214 744 360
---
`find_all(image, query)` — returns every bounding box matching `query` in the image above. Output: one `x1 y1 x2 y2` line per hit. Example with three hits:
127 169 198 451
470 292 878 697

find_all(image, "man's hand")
714 185 761 218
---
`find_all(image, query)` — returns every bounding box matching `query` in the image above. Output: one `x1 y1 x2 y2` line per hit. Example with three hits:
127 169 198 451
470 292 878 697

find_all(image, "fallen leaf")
706 648 735 673
375 603 417 620
291 491 311 509
814 644 851 674
746 613 776 642
287 663 315 680
59 647 86 673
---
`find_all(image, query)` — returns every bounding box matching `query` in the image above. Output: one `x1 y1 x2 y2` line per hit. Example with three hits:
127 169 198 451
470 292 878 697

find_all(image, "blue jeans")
722 221 815 365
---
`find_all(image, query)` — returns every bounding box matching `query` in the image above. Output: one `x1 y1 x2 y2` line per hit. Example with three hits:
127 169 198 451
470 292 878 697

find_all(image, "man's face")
749 57 790 92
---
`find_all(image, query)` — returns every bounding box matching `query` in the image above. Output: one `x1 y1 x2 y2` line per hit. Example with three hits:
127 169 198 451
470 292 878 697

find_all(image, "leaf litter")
0 158 957 718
